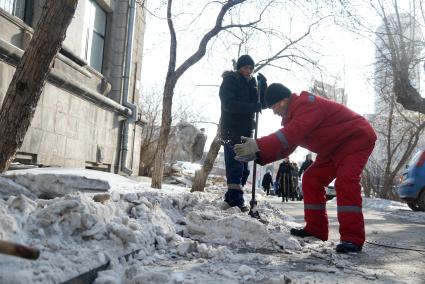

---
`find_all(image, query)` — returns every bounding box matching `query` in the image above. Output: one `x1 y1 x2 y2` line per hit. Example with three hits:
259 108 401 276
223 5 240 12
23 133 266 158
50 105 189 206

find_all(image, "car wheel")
407 200 421 211
417 190 425 211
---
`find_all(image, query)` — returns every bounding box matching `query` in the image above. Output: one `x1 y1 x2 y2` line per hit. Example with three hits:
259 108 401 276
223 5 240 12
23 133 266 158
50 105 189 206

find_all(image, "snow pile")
1 168 142 199
362 197 409 211
0 169 302 283
0 176 37 200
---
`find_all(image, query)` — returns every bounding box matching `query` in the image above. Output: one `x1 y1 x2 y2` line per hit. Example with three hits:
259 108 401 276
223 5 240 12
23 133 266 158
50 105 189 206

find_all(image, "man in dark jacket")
219 55 266 211
291 162 299 200
276 158 293 202
233 83 376 253
261 170 273 195
299 154 313 176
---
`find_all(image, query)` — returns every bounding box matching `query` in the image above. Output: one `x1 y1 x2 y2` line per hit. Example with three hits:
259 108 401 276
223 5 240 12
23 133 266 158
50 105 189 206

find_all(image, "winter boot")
290 228 313 238
224 189 248 212
290 227 327 241
239 205 249 212
335 241 362 253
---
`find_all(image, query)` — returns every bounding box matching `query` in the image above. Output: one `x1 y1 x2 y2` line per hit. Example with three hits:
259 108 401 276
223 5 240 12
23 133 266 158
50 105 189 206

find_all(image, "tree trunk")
191 126 221 192
151 81 174 188
381 175 396 200
361 170 372 198
0 0 78 172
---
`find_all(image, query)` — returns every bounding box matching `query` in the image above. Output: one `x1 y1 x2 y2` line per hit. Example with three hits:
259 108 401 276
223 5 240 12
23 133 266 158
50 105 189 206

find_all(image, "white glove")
234 136 260 162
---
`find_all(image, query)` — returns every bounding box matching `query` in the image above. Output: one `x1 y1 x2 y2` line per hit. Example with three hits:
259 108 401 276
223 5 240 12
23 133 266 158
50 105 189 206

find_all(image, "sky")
139 1 385 162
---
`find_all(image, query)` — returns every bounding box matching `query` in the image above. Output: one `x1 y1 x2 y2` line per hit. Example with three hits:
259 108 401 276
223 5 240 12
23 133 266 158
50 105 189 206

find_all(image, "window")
83 0 106 72
0 0 26 20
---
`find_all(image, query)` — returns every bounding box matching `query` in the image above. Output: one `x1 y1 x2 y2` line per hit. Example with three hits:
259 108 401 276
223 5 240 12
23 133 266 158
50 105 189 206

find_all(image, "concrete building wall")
0 0 146 175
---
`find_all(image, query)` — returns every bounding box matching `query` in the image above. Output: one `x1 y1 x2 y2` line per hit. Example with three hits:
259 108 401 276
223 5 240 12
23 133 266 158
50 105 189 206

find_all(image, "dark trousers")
223 144 250 206
280 175 292 202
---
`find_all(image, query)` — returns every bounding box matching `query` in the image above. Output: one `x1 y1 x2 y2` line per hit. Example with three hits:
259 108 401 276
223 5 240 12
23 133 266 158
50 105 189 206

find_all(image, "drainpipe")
120 0 138 175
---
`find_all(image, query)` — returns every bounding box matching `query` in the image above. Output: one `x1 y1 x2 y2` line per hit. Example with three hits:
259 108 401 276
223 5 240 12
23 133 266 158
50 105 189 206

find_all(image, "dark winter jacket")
276 161 293 182
219 71 265 144
299 159 313 176
261 172 273 189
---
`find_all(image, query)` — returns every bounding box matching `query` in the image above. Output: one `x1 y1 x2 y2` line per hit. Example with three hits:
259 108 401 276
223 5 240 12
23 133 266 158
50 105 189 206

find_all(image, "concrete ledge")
0 38 131 118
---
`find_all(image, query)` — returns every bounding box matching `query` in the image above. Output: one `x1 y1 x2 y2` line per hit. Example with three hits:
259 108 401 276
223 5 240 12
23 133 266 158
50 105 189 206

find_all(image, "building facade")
0 0 146 174
310 80 347 106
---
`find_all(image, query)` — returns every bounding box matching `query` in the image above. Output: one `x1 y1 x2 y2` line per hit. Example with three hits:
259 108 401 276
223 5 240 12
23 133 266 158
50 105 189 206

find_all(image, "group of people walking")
261 154 313 201
219 54 377 253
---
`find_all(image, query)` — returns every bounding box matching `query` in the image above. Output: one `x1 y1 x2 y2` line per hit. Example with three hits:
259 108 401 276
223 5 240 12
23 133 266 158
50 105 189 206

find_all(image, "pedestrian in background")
276 157 293 202
261 170 274 195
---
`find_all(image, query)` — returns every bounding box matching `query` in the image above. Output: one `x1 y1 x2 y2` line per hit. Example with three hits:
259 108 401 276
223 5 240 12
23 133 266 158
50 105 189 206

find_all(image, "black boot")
335 241 362 253
290 228 313 238
239 205 249 212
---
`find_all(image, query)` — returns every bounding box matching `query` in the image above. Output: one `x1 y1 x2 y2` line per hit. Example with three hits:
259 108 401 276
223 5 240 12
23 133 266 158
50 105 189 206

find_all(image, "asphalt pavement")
267 197 425 283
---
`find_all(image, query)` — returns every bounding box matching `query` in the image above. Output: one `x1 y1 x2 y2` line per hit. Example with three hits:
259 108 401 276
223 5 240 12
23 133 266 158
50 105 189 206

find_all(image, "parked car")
398 149 425 211
325 179 336 200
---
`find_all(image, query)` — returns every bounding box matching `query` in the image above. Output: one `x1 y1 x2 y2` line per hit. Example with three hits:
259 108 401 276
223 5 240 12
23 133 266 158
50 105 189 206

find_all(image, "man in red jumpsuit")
234 83 376 253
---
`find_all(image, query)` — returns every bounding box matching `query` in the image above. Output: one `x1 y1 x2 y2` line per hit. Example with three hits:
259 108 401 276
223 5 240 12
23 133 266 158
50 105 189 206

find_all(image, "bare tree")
191 123 221 192
362 0 425 199
139 88 205 176
366 94 425 200
374 0 425 114
0 0 78 172
148 0 273 189
337 0 425 114
332 0 425 199
138 89 163 176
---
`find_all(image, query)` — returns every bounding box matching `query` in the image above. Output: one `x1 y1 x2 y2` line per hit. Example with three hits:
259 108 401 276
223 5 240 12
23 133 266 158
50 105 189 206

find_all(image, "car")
398 149 425 211
325 179 336 200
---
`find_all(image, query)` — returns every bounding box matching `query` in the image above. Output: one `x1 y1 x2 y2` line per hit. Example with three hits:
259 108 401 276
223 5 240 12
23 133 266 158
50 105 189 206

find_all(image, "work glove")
234 136 260 162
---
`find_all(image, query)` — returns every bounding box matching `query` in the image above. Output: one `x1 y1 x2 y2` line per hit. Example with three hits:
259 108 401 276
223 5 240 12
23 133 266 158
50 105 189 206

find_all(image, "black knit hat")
236 55 254 70
265 83 292 108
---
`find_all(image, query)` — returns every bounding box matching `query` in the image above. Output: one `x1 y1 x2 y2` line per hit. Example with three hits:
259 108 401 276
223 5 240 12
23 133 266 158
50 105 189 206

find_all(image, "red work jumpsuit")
256 92 376 247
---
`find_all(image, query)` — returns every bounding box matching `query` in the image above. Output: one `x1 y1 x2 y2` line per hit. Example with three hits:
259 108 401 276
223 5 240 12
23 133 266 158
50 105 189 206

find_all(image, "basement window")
85 161 111 172
13 152 37 165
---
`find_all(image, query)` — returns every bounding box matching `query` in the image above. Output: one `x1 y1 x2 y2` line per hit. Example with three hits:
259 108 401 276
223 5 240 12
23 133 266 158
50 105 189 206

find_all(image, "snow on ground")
361 197 425 224
0 168 423 283
361 197 409 211
0 168 303 283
